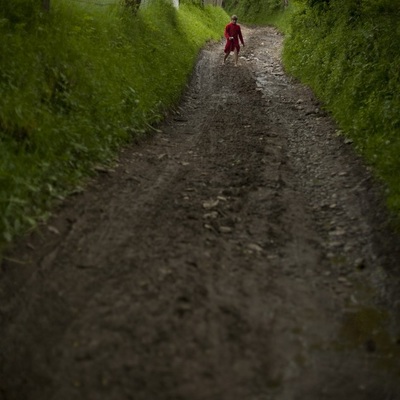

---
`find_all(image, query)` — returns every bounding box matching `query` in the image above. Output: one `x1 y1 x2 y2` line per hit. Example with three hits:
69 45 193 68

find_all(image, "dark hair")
231 15 238 20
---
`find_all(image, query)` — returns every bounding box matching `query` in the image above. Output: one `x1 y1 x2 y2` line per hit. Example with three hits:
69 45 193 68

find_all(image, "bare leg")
223 52 229 64
234 48 239 66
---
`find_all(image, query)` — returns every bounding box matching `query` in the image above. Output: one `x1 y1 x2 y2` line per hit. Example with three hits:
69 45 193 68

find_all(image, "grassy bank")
223 0 281 23
224 0 400 226
0 0 228 249
222 0 296 32
283 0 400 224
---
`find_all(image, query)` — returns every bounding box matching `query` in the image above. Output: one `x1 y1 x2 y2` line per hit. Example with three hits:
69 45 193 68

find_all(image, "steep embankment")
283 0 400 220
225 0 400 224
0 0 228 250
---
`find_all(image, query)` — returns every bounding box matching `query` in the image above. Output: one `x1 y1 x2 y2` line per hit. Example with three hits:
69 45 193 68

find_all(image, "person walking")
223 15 245 67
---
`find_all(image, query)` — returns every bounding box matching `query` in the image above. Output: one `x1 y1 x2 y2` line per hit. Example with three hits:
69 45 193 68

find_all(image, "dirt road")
1 27 400 400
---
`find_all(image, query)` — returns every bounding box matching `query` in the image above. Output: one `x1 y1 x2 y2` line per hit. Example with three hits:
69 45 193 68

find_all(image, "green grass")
283 0 400 225
222 0 297 32
222 0 400 227
0 0 228 250
223 0 279 24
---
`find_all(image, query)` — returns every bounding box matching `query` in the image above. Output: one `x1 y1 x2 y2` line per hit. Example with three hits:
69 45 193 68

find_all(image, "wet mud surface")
1 27 400 400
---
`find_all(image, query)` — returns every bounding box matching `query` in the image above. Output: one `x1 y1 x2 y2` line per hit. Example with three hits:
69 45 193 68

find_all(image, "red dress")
224 22 244 54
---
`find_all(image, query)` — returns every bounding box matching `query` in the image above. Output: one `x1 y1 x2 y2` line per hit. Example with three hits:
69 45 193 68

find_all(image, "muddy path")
1 27 400 400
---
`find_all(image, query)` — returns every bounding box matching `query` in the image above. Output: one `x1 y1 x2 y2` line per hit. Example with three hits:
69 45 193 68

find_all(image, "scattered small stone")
337 276 352 287
94 166 114 174
329 228 346 237
219 226 233 234
159 268 172 278
48 226 60 235
247 243 263 252
344 244 354 252
350 295 358 304
71 186 84 195
203 199 219 209
203 211 218 219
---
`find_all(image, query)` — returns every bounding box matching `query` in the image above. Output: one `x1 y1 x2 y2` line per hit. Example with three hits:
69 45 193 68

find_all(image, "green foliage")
0 0 43 28
307 0 330 8
223 0 282 24
0 0 228 249
283 0 400 224
264 1 301 33
222 0 299 33
180 0 204 6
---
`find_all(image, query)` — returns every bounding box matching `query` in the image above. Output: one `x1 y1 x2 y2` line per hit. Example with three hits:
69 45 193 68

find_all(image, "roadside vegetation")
223 0 296 31
226 0 400 226
2 0 399 252
0 0 228 249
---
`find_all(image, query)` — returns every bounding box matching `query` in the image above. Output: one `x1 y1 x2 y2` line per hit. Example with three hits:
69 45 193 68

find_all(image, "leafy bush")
0 0 228 248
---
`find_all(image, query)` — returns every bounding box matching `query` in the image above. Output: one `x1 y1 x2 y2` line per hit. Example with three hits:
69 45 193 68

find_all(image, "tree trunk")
42 0 50 11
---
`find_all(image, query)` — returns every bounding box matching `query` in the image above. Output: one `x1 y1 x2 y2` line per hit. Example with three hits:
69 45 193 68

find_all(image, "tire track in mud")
1 27 400 400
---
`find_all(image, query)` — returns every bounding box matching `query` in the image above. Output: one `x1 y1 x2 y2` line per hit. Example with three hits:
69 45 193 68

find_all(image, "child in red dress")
223 15 245 67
